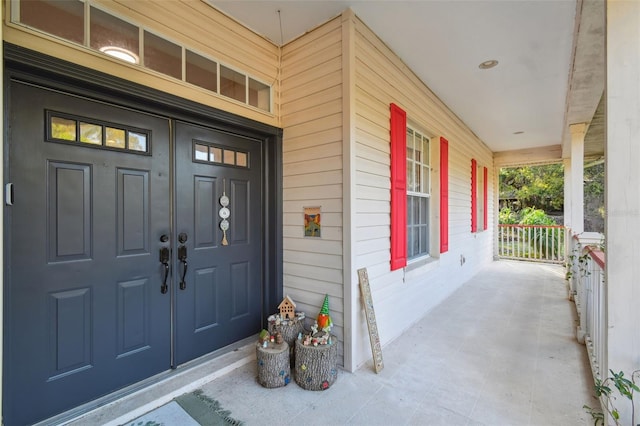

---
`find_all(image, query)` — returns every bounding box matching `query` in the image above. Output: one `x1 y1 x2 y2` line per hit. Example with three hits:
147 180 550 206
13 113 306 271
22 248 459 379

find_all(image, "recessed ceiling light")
478 59 499 70
99 46 139 64
513 131 524 135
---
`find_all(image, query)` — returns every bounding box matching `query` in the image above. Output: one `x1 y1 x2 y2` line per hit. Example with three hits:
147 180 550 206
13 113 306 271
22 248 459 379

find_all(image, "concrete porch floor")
72 260 597 426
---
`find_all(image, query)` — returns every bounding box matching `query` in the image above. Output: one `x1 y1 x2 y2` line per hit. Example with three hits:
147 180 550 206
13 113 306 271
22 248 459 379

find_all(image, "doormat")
174 390 244 426
126 390 243 426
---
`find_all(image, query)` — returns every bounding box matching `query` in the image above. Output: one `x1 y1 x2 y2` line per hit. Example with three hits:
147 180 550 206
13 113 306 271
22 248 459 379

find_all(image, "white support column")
341 9 358 373
605 1 640 424
568 125 588 343
563 158 575 299
563 158 572 231
569 123 587 235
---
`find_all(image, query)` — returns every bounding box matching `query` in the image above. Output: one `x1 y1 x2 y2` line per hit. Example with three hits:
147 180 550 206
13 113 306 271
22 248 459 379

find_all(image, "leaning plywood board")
357 268 384 373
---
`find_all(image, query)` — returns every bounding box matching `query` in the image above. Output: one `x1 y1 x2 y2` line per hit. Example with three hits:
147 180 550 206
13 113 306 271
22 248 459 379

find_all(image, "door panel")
4 82 267 425
4 81 172 426
174 121 263 365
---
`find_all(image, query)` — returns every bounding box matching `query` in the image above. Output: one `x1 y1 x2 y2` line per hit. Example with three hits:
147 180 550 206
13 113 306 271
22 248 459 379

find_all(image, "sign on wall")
304 207 321 237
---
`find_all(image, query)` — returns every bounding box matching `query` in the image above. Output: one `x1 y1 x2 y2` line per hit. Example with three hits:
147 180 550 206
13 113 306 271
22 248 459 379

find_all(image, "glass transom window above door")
11 0 272 112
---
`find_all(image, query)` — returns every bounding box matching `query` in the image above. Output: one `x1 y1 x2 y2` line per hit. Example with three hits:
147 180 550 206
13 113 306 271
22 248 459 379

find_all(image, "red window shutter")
471 159 477 233
390 103 407 270
483 166 488 230
439 137 449 253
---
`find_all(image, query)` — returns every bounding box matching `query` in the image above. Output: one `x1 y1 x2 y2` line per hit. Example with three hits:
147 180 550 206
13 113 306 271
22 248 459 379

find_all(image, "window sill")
405 255 439 273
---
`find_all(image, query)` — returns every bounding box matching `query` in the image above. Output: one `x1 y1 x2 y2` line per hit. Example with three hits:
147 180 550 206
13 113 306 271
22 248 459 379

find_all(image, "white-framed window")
406 126 431 259
476 163 486 232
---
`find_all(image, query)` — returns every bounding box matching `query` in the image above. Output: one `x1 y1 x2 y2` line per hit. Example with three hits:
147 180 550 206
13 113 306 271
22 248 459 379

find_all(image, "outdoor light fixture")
99 46 139 64
478 59 499 69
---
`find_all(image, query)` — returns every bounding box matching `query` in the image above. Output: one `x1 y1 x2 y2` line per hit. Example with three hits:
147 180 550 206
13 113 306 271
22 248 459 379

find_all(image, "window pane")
186 50 217 92
477 165 484 231
106 127 126 148
421 225 429 254
248 78 270 111
80 122 102 145
19 0 84 44
421 198 429 223
91 7 139 64
195 144 209 161
415 164 422 192
210 147 222 163
406 145 414 162
128 132 147 152
220 65 246 103
406 158 414 192
407 194 430 259
236 152 247 167
422 165 430 194
407 226 414 258
423 137 430 165
413 197 420 225
411 227 420 258
144 31 181 79
223 149 235 165
51 117 76 141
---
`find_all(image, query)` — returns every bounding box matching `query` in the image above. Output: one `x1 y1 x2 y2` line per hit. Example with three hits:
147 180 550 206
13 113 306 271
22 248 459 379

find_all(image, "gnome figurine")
317 294 333 331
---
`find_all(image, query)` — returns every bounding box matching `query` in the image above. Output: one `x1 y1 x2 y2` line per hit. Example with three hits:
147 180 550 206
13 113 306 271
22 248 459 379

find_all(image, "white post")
564 158 572 232
569 123 587 235
606 0 640 424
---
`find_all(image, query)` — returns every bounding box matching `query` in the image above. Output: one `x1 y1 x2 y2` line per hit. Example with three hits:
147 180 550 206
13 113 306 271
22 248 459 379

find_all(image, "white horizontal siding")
351 14 494 369
280 16 345 358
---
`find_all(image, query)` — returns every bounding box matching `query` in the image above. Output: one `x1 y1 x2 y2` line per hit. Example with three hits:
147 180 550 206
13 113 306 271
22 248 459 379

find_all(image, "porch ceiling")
209 0 604 160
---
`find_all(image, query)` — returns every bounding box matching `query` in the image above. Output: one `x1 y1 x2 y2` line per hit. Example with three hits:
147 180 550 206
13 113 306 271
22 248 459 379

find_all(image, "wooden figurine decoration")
278 295 297 320
317 294 333 330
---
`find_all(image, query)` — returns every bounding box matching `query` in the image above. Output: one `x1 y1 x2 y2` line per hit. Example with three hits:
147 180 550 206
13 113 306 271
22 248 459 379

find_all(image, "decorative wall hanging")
219 180 230 246
304 207 321 237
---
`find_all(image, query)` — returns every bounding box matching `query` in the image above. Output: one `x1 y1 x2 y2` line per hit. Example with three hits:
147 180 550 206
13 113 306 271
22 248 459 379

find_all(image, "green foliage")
498 207 519 224
519 207 557 226
585 162 605 197
500 164 564 212
518 207 558 257
584 162 605 233
585 369 640 426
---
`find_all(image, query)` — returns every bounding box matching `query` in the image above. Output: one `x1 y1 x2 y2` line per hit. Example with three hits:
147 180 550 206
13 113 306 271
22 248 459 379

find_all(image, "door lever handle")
159 247 170 294
178 245 188 290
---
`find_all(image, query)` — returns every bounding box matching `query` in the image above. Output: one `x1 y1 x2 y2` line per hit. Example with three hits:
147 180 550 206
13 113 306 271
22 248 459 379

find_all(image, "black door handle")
159 247 170 294
178 245 188 290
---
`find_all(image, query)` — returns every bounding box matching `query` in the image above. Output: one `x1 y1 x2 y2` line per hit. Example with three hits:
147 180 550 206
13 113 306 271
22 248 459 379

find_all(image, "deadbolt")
178 233 188 244
160 234 169 243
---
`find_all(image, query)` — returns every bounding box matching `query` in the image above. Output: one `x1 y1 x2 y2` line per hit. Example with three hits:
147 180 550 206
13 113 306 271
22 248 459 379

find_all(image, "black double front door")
4 80 264 425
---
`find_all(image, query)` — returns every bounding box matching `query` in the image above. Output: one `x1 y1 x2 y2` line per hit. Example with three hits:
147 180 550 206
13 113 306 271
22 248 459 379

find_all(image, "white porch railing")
568 232 606 381
497 224 566 263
